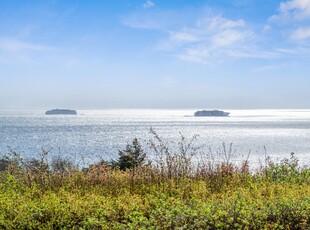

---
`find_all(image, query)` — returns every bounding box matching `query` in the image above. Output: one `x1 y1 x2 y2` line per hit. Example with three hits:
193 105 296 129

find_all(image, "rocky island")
45 109 77 115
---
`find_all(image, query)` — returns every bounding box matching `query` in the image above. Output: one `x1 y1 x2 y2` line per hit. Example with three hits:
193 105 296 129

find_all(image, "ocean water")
1 109 310 166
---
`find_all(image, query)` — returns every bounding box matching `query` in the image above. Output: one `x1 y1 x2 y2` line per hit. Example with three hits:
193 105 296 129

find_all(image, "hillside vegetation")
1 130 310 229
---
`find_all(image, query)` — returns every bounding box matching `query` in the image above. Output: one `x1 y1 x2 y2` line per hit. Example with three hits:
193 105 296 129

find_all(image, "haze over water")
1 109 310 166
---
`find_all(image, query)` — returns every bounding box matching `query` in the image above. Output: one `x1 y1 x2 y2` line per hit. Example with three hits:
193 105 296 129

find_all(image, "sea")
1 109 310 167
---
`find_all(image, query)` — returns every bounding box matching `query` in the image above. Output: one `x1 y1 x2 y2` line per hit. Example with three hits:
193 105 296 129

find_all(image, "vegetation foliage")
1 130 310 229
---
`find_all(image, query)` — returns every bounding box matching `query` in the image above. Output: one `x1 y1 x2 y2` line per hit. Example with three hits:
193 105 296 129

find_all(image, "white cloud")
162 16 256 63
253 65 279 72
212 29 247 47
123 8 298 64
269 0 310 40
169 31 199 42
291 26 310 39
143 0 155 9
280 0 310 20
0 38 57 65
178 46 211 64
0 38 51 53
270 0 310 21
207 17 245 30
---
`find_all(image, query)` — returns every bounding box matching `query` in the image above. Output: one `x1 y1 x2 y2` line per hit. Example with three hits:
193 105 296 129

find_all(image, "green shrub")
113 138 146 171
1 133 310 228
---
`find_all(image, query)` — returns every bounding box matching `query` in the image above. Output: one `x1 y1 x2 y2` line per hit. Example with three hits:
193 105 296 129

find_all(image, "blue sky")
1 0 310 109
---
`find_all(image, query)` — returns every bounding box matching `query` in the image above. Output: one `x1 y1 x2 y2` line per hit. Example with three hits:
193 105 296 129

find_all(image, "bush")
113 138 146 171
1 133 310 228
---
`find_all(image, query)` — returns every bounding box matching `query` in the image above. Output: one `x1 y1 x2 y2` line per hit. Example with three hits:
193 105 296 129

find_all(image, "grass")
1 130 310 229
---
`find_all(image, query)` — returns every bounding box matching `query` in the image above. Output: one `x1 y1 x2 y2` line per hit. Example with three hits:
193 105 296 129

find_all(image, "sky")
1 0 310 109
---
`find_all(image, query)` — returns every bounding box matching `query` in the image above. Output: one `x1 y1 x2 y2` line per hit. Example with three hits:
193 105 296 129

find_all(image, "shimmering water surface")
1 109 310 165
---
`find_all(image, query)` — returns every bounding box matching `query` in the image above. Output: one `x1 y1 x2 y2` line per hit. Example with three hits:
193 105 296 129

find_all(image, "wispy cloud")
0 37 58 65
270 0 310 22
123 4 310 64
167 17 246 43
123 11 286 63
0 38 52 53
253 64 280 72
279 0 310 21
169 31 199 43
161 15 257 63
291 26 310 39
143 0 155 9
269 0 310 40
